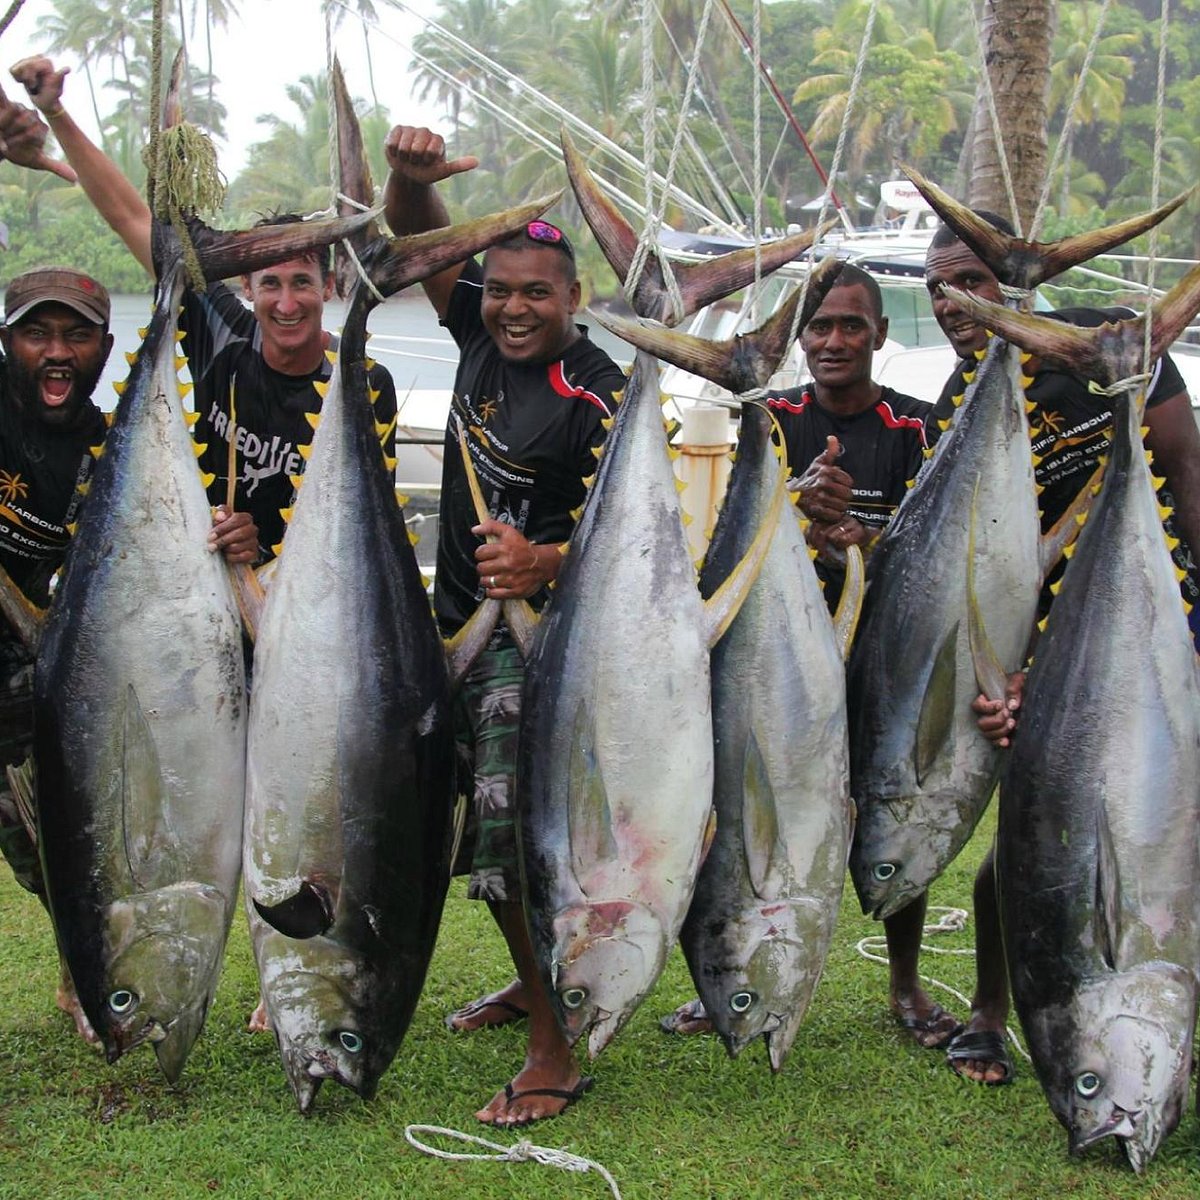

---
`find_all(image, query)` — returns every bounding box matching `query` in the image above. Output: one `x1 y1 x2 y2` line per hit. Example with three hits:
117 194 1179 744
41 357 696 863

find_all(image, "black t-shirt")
182 283 398 561
0 359 107 660
927 305 1195 613
765 384 930 608
435 261 625 636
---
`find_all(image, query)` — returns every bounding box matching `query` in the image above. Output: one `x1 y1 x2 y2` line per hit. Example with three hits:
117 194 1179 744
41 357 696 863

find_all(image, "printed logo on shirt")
0 470 29 506
206 402 307 495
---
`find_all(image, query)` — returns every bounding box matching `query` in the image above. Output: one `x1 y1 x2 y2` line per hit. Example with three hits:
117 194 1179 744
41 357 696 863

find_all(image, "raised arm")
1145 387 1200 574
383 124 479 318
9 57 153 275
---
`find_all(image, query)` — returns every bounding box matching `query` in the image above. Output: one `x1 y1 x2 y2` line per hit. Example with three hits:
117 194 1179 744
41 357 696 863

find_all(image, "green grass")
2 810 1198 1200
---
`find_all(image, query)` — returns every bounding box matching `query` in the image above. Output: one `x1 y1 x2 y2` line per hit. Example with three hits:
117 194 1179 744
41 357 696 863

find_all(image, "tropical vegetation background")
1 0 1198 299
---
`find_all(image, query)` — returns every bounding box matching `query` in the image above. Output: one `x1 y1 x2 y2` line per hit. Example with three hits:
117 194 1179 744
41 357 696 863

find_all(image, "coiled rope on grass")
405 1124 622 1199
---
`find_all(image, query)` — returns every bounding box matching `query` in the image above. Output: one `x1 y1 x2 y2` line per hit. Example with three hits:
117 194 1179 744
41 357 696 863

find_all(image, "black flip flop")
444 996 529 1032
895 1003 964 1050
498 1075 595 1126
946 1028 1015 1085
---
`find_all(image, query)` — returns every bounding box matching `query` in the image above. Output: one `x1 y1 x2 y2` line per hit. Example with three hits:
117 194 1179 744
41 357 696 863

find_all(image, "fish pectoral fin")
121 684 178 891
503 598 540 659
1094 806 1122 972
702 454 787 648
448 791 469 884
568 701 616 891
832 544 866 660
252 879 337 940
0 560 46 655
1040 461 1103 580
742 730 783 897
5 758 37 846
914 623 959 786
443 598 502 687
228 561 265 643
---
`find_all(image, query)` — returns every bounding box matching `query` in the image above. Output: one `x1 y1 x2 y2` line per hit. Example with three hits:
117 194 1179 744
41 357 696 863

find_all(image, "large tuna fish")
244 201 555 1112
845 175 1190 920
517 348 780 1058
30 208 375 1081
943 280 1200 1171
680 402 857 1069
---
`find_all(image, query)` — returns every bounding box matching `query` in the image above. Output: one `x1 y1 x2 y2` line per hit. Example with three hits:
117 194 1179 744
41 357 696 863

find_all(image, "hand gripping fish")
242 200 563 1112
26 203 377 1082
947 279 1200 1172
845 172 1191 921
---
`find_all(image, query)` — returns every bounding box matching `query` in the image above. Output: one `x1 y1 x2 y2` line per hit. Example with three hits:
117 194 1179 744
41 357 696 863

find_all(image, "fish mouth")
1069 1106 1144 1163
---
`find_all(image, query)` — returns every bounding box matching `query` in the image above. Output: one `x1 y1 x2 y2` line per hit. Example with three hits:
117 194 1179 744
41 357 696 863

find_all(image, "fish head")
257 934 395 1113
1042 967 1195 1172
697 900 823 1072
97 883 228 1081
550 900 667 1058
849 800 944 920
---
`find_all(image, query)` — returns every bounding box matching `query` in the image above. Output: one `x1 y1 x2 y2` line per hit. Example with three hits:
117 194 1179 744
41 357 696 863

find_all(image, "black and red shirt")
436 261 625 636
766 384 930 607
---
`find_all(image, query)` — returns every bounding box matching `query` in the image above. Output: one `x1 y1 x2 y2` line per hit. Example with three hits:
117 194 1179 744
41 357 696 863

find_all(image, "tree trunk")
968 0 1056 231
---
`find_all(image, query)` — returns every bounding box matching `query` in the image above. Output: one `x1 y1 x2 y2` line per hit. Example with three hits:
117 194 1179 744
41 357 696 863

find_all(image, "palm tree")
968 0 1056 228
323 0 381 110
35 0 115 147
1047 2 1138 212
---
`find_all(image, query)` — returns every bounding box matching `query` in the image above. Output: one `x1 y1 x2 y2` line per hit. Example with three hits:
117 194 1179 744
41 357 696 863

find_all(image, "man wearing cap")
0 266 110 1037
383 124 624 1128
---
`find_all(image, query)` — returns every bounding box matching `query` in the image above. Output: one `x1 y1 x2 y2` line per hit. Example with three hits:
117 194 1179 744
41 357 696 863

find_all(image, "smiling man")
5 56 397 566
383 124 624 1130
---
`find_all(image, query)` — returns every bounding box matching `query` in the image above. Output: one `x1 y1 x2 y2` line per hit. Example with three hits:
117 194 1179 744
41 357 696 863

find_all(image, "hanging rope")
968 1 1024 237
325 6 340 214
404 1125 622 1199
1143 0 1171 378
1029 0 1116 242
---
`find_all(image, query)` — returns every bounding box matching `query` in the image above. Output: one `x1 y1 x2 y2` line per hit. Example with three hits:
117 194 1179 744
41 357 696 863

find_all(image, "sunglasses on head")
525 220 574 259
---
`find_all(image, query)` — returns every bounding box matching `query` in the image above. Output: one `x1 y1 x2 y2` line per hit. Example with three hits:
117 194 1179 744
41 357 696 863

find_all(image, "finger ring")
489 575 497 588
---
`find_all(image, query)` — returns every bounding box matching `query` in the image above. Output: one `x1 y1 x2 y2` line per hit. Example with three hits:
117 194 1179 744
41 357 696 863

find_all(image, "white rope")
854 905 1031 1063
339 237 386 303
1087 372 1154 398
1029 0 1116 242
404 1125 622 1199
968 0 1024 237
325 7 339 213
624 0 719 323
784 0 883 359
1144 0 1171 379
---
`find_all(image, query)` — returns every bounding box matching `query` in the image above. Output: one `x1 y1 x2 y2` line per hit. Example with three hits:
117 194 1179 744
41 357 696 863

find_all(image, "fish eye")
872 863 898 882
337 1031 363 1054
1075 1071 1102 1098
729 991 756 1014
561 987 588 1010
108 989 138 1015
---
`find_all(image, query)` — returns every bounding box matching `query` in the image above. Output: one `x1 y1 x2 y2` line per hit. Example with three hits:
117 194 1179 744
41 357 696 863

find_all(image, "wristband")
43 104 65 121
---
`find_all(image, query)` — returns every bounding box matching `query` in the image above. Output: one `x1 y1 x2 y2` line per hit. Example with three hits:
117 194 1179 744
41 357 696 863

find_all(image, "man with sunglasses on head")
384 124 624 1129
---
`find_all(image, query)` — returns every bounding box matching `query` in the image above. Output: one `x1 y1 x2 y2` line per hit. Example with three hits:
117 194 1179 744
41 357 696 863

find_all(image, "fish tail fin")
593 256 841 396
563 125 833 325
902 164 1191 289
330 54 380 298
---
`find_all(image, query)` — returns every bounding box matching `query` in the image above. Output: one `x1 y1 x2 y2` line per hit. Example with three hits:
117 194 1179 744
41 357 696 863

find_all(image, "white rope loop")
404 1125 623 1199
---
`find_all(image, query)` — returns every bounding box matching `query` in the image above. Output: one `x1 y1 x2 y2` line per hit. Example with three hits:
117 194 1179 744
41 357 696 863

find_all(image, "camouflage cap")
3 266 111 327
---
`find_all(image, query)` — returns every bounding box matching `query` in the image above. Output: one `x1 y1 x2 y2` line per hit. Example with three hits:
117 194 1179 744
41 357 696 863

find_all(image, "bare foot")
445 979 529 1033
659 997 712 1036
56 974 99 1046
475 1064 593 1127
247 997 272 1033
890 990 963 1050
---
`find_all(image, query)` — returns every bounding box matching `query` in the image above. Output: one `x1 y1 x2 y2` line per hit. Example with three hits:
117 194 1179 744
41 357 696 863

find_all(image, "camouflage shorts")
0 662 42 896
452 644 524 903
